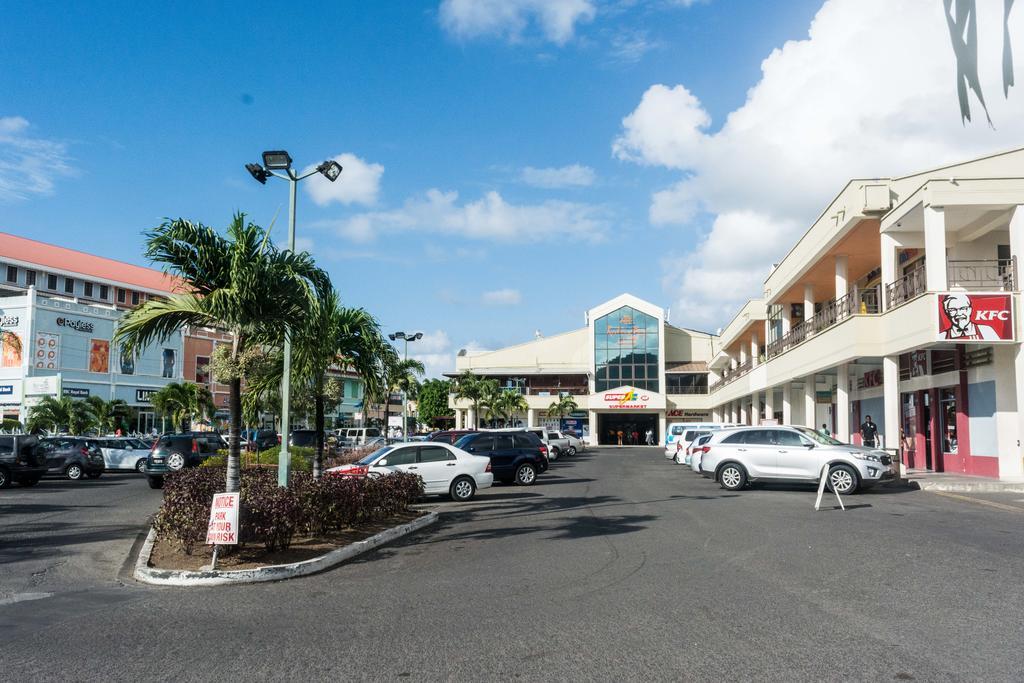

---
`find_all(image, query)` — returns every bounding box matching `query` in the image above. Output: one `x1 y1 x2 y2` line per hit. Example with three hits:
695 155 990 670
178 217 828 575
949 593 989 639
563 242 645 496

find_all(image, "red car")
429 430 477 445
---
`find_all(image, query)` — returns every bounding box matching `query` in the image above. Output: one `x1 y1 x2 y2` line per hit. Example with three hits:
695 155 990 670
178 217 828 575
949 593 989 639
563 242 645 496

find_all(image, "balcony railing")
885 265 927 309
947 257 1016 291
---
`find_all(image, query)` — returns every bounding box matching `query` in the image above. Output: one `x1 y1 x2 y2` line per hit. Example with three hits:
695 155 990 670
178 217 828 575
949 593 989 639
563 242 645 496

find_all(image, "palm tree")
381 356 425 442
454 371 490 429
114 214 329 492
85 396 130 434
546 394 579 423
26 396 96 434
493 390 528 427
477 379 503 428
151 382 217 432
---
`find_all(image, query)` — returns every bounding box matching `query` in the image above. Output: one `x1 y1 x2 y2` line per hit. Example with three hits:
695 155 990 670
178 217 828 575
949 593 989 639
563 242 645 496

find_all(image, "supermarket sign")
597 386 665 410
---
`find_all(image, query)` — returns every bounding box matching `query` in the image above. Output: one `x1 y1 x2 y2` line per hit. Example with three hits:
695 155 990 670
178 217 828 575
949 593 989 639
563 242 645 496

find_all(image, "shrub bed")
201 446 316 472
152 467 424 555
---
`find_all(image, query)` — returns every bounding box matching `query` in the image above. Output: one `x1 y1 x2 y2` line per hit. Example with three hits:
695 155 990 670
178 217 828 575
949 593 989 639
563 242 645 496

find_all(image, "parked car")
289 430 323 449
0 435 46 488
341 436 386 453
562 431 586 454
429 429 477 445
453 431 548 485
336 427 382 446
248 429 279 451
688 433 714 473
39 437 106 480
665 422 739 457
144 432 228 489
326 441 493 501
700 426 895 494
98 437 150 473
673 430 712 464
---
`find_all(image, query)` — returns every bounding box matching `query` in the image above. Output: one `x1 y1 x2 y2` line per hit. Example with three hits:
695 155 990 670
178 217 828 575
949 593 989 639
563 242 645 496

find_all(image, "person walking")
645 428 654 446
860 415 878 448
616 429 624 446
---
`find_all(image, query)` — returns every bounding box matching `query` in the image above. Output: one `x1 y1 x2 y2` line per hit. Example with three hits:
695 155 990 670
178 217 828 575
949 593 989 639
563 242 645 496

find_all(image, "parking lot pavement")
0 472 162 604
5 447 1024 681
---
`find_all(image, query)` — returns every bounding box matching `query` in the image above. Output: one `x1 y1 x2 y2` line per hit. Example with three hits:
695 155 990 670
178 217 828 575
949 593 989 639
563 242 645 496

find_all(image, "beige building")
448 293 715 445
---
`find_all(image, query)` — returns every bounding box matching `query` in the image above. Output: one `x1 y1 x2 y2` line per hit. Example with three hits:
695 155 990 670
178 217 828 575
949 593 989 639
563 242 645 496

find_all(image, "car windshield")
453 434 476 449
670 426 684 435
795 426 844 446
357 446 393 465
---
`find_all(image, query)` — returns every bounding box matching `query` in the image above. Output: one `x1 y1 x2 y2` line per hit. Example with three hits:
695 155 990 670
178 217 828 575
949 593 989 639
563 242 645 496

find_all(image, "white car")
526 429 584 458
672 430 713 465
700 426 896 494
689 433 714 473
98 437 151 473
325 441 493 502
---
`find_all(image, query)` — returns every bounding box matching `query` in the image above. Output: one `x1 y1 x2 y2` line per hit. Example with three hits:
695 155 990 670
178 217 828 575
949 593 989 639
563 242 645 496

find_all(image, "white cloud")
608 28 659 64
481 288 522 306
337 188 606 243
303 153 383 207
439 0 596 45
520 164 596 188
403 330 490 379
615 0 1024 328
0 117 74 202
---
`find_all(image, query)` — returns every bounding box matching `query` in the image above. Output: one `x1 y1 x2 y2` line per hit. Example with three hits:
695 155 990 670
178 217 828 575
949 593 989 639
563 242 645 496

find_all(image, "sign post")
814 464 845 511
205 492 240 569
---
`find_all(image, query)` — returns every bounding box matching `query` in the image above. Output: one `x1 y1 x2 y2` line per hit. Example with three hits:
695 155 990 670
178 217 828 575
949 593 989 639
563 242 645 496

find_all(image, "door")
376 444 417 475
103 440 128 469
730 430 778 476
43 439 71 472
416 445 457 493
491 435 519 477
773 429 822 479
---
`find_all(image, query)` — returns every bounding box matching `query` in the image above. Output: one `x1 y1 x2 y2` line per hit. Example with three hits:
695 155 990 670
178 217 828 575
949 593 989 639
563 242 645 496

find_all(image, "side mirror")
378 459 388 467
804 443 816 448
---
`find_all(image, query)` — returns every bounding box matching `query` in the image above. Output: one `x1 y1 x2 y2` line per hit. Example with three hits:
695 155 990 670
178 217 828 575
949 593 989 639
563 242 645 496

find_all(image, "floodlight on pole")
390 330 423 442
244 148 343 487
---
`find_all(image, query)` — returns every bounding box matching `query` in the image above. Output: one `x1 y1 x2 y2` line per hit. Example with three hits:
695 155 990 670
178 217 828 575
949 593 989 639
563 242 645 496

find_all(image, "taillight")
701 446 711 454
539 445 548 456
192 439 199 454
676 442 682 452
485 460 492 472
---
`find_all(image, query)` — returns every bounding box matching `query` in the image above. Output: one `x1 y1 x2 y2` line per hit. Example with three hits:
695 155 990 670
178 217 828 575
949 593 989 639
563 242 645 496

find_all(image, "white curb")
134 511 438 587
913 480 1024 493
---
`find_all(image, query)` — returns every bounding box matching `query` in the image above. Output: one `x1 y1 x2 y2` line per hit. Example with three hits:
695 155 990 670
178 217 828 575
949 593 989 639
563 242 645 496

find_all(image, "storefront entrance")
597 413 659 446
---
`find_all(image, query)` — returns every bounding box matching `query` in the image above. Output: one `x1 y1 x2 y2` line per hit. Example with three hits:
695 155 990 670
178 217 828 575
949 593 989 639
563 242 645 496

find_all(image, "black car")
144 432 227 489
289 430 320 448
453 431 548 485
39 437 106 480
0 435 46 488
248 429 278 451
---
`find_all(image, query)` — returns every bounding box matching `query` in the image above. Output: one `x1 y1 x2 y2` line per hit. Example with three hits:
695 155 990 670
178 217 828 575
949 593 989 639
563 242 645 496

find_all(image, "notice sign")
206 492 239 545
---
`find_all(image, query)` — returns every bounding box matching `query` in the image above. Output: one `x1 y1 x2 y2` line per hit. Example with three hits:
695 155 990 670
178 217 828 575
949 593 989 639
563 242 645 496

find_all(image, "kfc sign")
937 293 1014 342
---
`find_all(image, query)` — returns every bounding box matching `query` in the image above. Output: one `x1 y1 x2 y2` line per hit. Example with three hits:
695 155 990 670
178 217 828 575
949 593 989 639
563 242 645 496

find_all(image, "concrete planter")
134 511 438 587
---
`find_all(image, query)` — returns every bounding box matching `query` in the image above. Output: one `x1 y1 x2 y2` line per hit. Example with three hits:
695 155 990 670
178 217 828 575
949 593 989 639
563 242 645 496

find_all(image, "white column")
739 399 748 425
588 410 598 446
836 363 850 442
924 205 948 291
881 232 898 312
804 285 815 326
739 343 748 365
455 409 463 430
527 408 536 428
835 254 849 299
751 331 759 367
468 407 477 429
782 384 792 425
882 355 900 452
729 401 737 423
765 387 775 423
781 304 792 335
804 376 816 428
658 413 667 446
750 392 760 425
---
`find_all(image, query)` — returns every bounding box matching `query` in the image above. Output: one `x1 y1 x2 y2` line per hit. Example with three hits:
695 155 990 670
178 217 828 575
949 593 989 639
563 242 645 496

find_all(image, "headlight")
850 451 881 462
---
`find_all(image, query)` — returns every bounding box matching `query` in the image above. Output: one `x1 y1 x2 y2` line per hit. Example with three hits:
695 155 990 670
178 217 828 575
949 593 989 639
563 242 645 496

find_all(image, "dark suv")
144 432 227 489
0 435 46 488
454 431 548 485
39 437 106 480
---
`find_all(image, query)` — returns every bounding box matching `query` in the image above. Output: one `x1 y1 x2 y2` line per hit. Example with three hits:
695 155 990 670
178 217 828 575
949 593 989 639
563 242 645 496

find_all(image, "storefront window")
666 373 708 394
594 306 658 392
939 388 957 454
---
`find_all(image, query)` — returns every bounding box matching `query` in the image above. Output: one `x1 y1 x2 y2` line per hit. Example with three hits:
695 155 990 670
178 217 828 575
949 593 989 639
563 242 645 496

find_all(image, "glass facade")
594 306 659 392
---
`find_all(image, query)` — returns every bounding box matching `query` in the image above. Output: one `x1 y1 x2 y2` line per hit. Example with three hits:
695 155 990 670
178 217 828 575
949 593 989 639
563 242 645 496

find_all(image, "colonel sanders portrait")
941 293 1000 340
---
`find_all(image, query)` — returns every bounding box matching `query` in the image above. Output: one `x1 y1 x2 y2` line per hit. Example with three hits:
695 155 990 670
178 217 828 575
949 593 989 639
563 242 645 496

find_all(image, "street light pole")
388 331 422 442
246 150 343 487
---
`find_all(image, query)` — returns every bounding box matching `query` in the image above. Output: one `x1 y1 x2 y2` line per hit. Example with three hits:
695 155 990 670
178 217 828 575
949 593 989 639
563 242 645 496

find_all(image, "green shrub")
252 445 314 472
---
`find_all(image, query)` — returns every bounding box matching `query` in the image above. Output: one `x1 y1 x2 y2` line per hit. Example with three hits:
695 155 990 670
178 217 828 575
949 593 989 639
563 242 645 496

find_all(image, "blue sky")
3 1 1021 376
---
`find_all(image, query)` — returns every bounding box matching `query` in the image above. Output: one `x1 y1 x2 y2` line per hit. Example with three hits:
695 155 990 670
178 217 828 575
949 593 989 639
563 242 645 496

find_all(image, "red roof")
0 231 180 293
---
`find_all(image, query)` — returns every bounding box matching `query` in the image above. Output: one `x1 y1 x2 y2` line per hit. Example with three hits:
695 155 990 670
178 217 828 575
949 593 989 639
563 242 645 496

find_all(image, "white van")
664 422 740 458
337 427 382 446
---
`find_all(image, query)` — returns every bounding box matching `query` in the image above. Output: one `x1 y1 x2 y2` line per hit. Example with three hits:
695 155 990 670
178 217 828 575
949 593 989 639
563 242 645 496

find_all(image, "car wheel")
718 463 747 491
515 463 537 485
86 472 102 479
827 464 859 495
147 477 164 489
0 466 9 489
549 447 559 461
65 464 84 481
166 453 186 471
567 446 577 456
135 459 147 474
449 476 476 502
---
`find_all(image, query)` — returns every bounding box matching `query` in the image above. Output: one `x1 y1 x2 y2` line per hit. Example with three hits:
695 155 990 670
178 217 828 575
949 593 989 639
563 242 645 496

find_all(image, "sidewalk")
903 469 1024 493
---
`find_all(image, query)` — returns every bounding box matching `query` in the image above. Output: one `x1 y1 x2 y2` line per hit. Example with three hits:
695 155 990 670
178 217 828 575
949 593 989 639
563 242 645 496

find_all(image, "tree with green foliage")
546 394 579 423
381 356 425 441
150 382 215 432
84 396 130 434
492 389 528 427
26 396 96 434
115 214 329 492
454 371 493 429
417 378 453 428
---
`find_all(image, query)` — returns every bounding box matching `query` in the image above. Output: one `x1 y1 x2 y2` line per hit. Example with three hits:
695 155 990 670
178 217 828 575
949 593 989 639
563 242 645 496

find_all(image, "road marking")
931 491 1024 514
0 592 54 607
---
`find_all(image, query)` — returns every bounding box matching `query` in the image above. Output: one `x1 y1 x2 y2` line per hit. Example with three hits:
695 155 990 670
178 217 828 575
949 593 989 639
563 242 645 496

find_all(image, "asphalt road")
4 448 1024 681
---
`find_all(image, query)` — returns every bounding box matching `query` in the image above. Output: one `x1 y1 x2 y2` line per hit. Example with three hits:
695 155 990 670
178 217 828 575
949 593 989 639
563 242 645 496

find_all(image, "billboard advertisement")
937 293 1014 342
34 332 60 369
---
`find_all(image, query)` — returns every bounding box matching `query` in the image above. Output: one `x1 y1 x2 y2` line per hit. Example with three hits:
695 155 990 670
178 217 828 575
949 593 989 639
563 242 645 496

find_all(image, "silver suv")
699 426 895 494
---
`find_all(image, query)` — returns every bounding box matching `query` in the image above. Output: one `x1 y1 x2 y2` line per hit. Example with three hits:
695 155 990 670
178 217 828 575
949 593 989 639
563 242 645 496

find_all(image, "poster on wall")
34 332 60 369
89 339 110 373
937 293 1014 342
1 331 21 368
162 348 176 378
119 344 135 375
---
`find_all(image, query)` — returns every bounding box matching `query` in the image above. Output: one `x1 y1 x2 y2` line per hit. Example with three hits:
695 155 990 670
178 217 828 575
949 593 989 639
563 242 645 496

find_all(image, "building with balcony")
448 293 715 444
707 147 1024 480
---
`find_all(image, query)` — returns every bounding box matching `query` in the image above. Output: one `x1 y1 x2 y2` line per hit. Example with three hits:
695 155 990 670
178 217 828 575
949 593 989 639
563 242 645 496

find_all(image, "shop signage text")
0 315 19 327
56 317 95 333
136 389 157 403
24 375 59 396
63 387 90 398
602 389 650 409
862 369 883 388
667 409 711 419
0 385 13 396
937 293 1014 342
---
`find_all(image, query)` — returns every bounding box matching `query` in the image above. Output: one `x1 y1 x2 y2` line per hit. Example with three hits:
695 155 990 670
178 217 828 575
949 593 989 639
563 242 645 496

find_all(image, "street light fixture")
389 331 423 442
245 149 343 486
